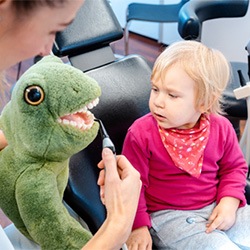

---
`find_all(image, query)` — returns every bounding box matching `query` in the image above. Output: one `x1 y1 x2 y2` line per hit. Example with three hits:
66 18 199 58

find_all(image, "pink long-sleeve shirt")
122 113 247 229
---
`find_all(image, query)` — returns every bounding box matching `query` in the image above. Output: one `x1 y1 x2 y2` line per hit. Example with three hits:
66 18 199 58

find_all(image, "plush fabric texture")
0 55 101 250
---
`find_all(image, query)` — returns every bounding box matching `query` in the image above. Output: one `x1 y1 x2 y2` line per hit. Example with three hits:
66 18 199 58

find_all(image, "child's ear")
198 103 208 114
199 99 215 113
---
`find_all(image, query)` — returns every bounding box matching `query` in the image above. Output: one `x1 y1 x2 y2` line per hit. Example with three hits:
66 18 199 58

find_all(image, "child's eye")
169 93 178 98
151 86 158 92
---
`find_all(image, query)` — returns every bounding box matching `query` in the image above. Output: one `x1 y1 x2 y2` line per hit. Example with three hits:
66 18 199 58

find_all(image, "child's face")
149 65 203 129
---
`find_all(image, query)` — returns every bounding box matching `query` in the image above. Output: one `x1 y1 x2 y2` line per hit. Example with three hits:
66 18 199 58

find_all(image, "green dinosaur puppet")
0 55 101 249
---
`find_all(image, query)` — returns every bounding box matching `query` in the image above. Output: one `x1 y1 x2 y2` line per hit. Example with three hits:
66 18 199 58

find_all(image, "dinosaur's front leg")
15 163 92 250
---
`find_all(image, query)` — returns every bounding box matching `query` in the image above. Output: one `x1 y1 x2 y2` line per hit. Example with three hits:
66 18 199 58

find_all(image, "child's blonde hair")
151 40 231 114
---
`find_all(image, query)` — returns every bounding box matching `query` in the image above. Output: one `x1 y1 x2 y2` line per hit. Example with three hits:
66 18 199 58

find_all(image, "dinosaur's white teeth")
93 98 99 107
58 97 99 131
87 97 99 110
87 103 94 109
58 116 95 131
62 119 70 125
69 121 77 127
81 123 87 130
72 97 99 115
86 111 92 116
81 106 88 113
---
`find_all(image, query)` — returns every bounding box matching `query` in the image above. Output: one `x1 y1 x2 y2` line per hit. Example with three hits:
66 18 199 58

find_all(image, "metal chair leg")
124 22 129 55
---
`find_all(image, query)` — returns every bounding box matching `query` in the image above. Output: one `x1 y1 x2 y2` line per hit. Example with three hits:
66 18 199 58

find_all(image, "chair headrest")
53 0 123 57
178 0 249 40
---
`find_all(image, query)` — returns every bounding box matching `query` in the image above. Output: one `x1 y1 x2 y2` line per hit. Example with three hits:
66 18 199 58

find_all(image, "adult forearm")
82 216 130 250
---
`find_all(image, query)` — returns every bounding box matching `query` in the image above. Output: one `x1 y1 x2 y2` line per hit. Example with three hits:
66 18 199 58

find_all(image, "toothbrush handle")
102 137 116 155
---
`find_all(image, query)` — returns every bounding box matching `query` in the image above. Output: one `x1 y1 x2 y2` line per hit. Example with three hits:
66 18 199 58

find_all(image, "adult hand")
83 148 141 249
206 197 240 233
84 148 141 249
126 226 152 250
98 148 141 224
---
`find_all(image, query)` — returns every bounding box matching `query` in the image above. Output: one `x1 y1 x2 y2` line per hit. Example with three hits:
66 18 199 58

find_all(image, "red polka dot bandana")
158 114 210 178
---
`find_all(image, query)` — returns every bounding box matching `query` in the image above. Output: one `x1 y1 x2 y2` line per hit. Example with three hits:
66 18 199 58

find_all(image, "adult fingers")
101 148 120 180
97 169 105 186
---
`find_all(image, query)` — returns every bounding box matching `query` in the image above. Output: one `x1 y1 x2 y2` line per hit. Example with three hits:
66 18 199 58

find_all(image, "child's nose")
154 94 165 108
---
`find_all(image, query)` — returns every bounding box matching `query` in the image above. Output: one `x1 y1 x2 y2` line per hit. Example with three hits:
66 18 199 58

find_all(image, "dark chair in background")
178 0 249 138
54 0 152 234
178 0 249 41
124 0 189 55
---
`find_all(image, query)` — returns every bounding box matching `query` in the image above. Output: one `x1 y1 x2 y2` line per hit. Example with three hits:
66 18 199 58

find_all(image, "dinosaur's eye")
24 86 45 106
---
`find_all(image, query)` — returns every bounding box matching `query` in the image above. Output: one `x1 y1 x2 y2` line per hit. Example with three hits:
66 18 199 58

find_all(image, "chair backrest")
178 0 249 41
54 0 152 234
65 55 151 233
53 0 123 71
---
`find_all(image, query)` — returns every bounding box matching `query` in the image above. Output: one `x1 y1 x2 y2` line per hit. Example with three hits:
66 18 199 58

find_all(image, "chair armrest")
246 178 250 205
178 0 249 40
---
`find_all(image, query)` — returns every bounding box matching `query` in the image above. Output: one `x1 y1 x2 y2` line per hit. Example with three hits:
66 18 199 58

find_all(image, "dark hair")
12 0 68 14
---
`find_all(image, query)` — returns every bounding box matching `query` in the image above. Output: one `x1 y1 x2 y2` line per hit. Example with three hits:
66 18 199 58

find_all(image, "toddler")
122 41 250 250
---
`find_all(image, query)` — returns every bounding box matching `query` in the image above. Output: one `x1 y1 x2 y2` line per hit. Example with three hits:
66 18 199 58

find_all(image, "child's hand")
126 226 152 250
206 197 240 233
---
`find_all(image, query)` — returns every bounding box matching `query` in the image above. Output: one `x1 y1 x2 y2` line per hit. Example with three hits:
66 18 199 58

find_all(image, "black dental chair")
53 0 250 243
178 0 250 203
53 0 152 234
